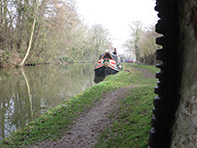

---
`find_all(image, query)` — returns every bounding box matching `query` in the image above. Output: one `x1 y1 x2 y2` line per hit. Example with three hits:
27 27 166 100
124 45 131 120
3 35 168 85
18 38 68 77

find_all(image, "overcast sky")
76 0 158 53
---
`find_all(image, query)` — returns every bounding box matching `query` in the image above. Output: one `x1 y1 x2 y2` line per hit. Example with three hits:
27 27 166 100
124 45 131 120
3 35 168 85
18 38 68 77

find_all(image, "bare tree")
137 26 161 64
123 20 143 60
18 0 39 66
0 0 111 67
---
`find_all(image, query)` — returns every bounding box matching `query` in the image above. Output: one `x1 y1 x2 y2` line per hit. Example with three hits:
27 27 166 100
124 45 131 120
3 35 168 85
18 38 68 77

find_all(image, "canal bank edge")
0 63 157 148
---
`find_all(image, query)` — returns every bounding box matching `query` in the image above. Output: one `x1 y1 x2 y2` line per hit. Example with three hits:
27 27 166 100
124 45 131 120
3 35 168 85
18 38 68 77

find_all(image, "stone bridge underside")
148 0 197 147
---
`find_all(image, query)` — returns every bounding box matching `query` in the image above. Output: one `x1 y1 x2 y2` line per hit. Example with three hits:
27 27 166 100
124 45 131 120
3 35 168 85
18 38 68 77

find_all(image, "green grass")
0 63 158 148
131 63 159 75
95 63 158 148
95 84 156 148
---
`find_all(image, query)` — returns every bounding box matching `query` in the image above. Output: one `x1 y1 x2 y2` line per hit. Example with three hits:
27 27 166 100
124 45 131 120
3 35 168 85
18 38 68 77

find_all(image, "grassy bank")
0 63 158 148
95 64 158 147
131 63 158 75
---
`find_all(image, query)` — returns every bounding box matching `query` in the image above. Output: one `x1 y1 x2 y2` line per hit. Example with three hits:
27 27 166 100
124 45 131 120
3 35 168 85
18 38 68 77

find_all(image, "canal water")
0 63 96 140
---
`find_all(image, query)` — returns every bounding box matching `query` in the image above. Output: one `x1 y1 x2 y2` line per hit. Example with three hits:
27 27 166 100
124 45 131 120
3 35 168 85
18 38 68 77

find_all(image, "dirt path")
124 65 155 79
25 87 132 148
24 67 154 148
131 65 155 79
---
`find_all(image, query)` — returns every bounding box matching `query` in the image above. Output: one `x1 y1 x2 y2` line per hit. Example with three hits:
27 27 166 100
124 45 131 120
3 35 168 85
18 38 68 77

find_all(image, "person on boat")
113 48 122 69
113 48 117 55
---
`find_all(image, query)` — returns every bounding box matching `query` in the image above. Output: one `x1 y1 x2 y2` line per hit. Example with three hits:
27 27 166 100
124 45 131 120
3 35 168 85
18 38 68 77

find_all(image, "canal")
0 63 96 140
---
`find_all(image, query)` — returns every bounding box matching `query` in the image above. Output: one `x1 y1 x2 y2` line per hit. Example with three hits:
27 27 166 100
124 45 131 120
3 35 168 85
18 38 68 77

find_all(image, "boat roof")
99 51 116 59
99 51 119 65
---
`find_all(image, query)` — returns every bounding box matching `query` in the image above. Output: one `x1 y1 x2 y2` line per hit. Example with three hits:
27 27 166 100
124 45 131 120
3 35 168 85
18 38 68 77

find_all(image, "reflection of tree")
0 68 35 141
0 63 95 140
21 68 33 118
0 99 5 140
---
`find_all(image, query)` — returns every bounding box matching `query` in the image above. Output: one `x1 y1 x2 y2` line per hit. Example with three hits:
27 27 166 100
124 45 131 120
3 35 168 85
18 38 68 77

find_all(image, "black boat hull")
94 66 118 77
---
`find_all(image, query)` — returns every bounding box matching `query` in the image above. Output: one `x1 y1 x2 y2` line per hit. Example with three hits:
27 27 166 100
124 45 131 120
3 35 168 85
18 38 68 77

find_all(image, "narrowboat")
94 50 120 77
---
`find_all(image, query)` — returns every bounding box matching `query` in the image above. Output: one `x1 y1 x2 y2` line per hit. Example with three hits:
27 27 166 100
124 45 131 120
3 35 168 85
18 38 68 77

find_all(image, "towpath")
24 66 155 148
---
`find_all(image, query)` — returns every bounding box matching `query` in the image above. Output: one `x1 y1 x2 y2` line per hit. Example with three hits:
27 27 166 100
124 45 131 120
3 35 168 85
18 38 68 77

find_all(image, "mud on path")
24 67 154 148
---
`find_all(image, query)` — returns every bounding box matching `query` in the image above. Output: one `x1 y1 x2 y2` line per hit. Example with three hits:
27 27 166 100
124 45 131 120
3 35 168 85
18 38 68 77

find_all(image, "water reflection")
0 63 94 140
21 68 33 118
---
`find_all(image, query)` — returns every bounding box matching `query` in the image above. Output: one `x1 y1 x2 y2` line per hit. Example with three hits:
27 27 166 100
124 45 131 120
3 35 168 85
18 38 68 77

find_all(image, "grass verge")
95 63 158 148
0 63 158 148
130 63 159 75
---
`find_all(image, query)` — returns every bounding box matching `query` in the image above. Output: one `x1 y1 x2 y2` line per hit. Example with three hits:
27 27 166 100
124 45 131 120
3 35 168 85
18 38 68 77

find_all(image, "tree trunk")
18 1 38 67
